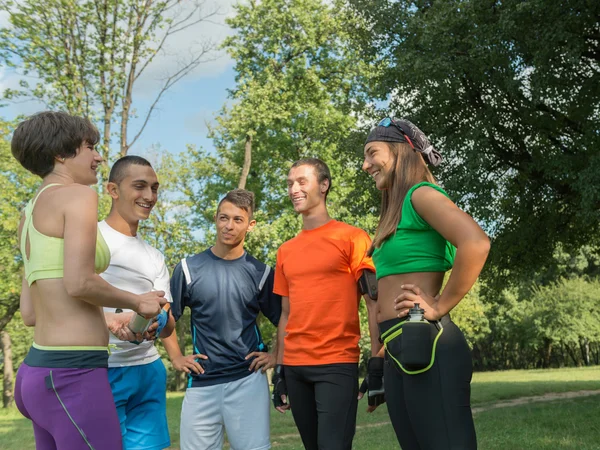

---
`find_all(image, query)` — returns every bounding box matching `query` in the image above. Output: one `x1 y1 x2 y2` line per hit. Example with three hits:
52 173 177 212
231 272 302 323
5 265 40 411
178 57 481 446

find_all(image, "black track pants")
284 363 358 450
381 316 477 450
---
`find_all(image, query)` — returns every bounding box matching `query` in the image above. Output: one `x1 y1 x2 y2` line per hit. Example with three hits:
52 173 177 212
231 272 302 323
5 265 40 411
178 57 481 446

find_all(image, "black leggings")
284 363 358 450
380 316 477 450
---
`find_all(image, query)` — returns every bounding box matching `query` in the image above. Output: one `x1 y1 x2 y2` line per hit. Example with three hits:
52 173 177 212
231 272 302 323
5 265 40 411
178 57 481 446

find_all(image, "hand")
246 352 276 373
143 321 159 341
108 312 143 342
136 290 166 319
271 365 290 414
172 354 208 374
394 284 443 321
358 357 385 412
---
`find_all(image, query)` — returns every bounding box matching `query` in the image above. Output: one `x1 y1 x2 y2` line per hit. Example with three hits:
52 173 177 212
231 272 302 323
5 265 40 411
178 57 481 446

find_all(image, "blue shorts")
108 358 170 450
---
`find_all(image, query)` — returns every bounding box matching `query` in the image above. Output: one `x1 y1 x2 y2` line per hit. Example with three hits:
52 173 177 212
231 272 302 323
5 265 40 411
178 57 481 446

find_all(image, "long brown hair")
369 142 436 254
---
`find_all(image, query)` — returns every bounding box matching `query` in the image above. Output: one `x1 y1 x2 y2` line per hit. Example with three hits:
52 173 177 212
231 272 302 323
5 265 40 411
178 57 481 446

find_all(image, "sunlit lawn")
1 365 599 449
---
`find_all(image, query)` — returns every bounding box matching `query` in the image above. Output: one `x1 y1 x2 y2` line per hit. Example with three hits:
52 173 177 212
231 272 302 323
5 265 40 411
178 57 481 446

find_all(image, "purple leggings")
15 363 122 450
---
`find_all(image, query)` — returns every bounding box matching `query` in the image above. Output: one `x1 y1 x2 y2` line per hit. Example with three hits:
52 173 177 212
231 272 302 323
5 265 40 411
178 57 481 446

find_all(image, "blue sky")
0 1 238 159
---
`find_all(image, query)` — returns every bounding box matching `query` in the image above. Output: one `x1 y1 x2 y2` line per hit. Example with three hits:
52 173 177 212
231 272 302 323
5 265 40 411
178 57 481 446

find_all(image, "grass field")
1 365 599 449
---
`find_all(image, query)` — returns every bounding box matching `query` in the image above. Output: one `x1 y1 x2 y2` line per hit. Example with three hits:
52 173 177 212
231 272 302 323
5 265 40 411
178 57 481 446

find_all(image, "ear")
320 178 330 195
106 181 119 200
247 219 257 233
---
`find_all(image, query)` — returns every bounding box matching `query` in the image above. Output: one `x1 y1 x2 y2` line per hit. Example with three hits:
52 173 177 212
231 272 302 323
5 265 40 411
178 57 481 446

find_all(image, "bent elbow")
64 276 91 299
479 235 491 257
22 315 36 327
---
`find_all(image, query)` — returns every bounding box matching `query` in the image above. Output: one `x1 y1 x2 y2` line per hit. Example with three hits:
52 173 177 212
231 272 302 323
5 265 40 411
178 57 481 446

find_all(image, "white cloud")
133 0 238 96
0 0 239 113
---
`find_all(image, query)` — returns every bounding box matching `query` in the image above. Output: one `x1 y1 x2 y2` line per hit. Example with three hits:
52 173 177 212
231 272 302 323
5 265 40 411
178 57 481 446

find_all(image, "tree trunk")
0 296 20 334
565 344 580 366
238 133 252 190
579 337 590 366
543 338 553 368
0 331 14 408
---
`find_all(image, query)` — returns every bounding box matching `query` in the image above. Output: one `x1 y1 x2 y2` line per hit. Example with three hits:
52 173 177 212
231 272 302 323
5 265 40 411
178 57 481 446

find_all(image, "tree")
0 120 37 407
0 120 37 334
0 0 218 159
347 0 600 285
204 0 378 263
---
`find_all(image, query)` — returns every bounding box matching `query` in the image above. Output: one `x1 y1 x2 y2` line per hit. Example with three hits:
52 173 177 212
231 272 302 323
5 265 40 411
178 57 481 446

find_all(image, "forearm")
365 296 383 356
159 311 175 338
276 313 288 365
161 329 184 360
67 274 139 310
438 240 490 315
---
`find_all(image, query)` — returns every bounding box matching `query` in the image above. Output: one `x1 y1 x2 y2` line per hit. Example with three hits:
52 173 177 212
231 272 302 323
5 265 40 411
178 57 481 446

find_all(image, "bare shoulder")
61 184 98 204
411 184 451 202
411 185 456 213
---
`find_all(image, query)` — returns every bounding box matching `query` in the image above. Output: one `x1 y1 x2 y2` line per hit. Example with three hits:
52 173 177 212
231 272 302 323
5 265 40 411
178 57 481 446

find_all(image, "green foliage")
473 278 600 370
204 0 381 266
0 0 216 157
450 281 491 348
347 0 600 285
0 120 38 324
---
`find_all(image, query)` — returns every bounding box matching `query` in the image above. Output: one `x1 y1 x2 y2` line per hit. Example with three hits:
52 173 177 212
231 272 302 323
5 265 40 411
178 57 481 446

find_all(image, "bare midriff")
31 278 109 347
377 272 445 323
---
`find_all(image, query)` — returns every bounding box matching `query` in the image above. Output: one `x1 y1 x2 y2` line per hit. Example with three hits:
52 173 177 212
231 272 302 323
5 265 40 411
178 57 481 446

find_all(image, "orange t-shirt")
274 220 375 366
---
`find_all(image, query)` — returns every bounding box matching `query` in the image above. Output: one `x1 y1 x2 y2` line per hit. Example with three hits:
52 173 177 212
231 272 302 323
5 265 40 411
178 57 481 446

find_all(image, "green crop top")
21 184 111 286
372 182 456 279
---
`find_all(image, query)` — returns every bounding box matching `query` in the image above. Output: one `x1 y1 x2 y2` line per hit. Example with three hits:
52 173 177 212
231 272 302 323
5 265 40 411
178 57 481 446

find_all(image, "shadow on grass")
472 380 600 405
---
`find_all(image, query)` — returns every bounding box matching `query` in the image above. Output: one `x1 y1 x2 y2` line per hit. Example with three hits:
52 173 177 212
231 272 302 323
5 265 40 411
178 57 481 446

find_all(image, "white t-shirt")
99 220 172 367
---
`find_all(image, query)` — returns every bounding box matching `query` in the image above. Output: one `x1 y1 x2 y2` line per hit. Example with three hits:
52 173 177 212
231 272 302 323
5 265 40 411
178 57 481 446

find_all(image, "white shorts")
179 371 271 450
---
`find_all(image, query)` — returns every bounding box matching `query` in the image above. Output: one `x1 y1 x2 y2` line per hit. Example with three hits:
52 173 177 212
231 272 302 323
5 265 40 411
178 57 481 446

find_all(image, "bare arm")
20 276 35 327
412 187 490 317
159 304 175 339
162 328 184 360
62 186 164 316
363 293 382 356
276 296 289 365
162 327 206 374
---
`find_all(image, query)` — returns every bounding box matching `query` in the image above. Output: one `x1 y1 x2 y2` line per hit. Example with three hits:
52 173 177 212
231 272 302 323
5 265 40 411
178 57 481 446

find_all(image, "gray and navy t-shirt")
171 248 281 387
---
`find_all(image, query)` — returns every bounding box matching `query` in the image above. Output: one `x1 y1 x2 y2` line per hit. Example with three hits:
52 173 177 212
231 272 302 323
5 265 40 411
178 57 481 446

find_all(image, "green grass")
1 366 599 449
471 365 600 405
476 396 600 450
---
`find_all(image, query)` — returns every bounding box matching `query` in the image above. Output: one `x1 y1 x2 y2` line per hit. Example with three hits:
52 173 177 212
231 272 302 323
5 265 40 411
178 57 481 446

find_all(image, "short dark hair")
11 111 100 178
217 189 255 219
109 155 153 185
291 157 332 198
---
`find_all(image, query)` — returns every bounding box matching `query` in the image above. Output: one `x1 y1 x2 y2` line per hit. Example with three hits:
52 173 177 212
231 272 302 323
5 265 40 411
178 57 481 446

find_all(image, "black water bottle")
401 303 432 370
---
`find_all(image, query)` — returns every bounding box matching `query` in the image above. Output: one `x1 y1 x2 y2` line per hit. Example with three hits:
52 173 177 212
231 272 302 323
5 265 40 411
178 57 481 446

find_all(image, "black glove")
271 364 288 409
359 357 385 407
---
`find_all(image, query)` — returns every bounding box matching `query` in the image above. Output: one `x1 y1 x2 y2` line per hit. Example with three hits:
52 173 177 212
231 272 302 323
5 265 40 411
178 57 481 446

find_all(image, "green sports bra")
21 184 111 286
372 182 456 279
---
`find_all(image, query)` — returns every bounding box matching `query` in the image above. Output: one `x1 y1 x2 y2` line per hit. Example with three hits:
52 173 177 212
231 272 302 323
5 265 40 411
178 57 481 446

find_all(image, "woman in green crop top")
361 118 490 450
11 112 166 449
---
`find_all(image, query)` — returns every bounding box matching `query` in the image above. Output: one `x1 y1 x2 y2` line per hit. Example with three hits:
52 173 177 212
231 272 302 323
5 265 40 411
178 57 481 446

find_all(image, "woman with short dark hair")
12 111 166 450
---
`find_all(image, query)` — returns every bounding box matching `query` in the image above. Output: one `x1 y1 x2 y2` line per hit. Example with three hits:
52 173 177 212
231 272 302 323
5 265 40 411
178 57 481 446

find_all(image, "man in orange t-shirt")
272 158 381 450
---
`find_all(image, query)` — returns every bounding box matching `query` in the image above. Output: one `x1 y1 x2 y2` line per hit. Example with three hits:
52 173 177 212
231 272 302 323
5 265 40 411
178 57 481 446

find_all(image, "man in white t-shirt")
101 155 175 450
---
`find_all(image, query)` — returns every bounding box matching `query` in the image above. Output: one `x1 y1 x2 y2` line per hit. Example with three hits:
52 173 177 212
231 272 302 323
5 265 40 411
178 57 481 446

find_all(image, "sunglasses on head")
377 117 415 149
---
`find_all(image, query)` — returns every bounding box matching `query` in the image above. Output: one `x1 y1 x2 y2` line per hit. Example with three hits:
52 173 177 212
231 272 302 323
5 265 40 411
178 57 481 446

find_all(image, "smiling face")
108 164 159 223
362 141 396 190
215 200 256 247
63 140 103 185
287 164 328 214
